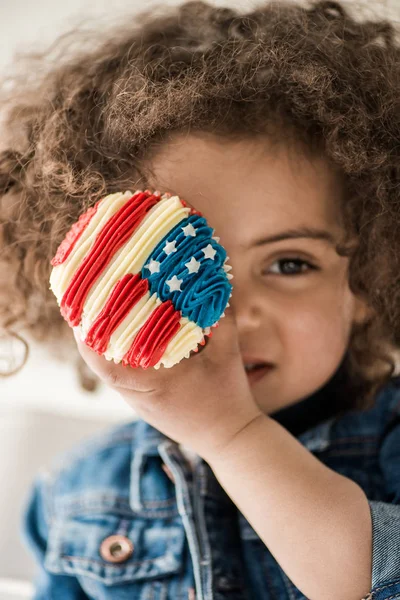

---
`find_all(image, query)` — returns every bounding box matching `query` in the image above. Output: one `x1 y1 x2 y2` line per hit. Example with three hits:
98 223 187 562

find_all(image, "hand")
72 306 263 462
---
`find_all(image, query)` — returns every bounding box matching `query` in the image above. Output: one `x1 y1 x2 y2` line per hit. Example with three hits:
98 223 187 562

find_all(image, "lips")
241 352 274 385
242 356 274 369
245 363 273 385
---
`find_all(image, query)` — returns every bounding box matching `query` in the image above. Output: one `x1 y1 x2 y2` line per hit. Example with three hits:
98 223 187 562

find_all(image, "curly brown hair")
1 0 399 409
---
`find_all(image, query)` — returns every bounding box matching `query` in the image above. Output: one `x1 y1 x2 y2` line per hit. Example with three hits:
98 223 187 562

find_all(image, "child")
1 0 400 598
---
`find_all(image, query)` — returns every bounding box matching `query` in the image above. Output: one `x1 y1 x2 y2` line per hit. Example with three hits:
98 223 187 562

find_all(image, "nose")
228 279 262 333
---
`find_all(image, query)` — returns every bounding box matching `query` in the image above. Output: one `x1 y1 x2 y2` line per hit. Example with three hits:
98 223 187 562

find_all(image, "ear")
352 295 375 326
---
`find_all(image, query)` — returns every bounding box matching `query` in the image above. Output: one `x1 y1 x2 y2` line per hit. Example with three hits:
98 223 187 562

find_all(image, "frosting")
153 316 206 369
82 195 190 322
84 273 149 355
51 189 233 369
50 190 135 298
122 299 182 368
103 291 163 360
141 214 231 329
60 191 160 326
51 200 101 267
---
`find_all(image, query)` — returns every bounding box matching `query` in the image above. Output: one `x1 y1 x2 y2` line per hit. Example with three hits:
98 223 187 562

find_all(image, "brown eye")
264 258 317 276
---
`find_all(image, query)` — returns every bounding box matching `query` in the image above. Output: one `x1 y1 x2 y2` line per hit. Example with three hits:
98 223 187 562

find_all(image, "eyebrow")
252 227 336 247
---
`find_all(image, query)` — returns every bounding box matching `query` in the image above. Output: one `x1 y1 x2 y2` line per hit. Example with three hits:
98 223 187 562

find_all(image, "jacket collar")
130 414 335 454
128 414 335 513
297 417 335 451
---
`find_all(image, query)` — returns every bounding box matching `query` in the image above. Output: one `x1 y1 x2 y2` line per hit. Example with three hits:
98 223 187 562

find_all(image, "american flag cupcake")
49 190 233 369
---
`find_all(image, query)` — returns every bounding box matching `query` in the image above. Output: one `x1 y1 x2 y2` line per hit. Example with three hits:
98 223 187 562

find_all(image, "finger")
71 305 238 390
72 327 159 393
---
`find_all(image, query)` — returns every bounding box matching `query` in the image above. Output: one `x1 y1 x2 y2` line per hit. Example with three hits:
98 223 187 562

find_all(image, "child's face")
144 132 370 414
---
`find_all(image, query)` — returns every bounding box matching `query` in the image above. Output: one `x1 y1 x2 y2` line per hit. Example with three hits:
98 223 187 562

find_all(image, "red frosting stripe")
84 273 149 355
60 191 160 326
122 300 181 369
51 200 102 267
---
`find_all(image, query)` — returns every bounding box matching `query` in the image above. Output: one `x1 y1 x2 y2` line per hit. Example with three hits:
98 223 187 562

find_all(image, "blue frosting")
140 214 232 328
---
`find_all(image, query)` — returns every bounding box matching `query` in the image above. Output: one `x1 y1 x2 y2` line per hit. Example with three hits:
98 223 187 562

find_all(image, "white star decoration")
185 256 201 274
166 275 183 293
164 240 177 255
145 259 161 274
182 223 197 237
201 244 217 260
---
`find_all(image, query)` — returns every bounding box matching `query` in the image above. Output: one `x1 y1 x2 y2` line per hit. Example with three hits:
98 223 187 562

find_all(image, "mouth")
243 359 274 385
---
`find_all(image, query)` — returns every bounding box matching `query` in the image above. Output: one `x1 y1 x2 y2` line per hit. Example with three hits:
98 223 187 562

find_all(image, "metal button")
161 462 175 483
100 535 134 563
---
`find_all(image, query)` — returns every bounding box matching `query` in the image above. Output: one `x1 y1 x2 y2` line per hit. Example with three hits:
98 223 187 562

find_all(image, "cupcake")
49 190 233 369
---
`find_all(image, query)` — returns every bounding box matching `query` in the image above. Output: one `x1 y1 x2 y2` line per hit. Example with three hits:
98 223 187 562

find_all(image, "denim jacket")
22 373 400 600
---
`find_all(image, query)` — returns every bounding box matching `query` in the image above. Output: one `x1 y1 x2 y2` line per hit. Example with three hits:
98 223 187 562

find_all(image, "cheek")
282 290 353 364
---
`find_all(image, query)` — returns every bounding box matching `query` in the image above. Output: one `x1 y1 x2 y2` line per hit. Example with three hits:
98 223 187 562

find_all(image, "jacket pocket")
44 511 186 598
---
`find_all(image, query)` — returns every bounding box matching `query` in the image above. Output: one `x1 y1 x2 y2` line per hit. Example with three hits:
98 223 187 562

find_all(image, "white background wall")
1 0 399 596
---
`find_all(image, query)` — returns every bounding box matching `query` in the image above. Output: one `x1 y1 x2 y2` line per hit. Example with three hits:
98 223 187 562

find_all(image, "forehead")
144 132 345 248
